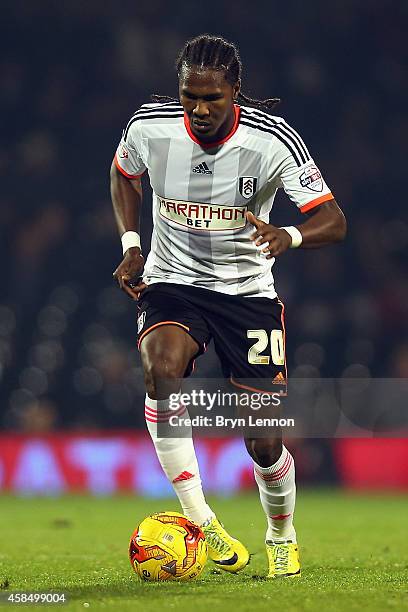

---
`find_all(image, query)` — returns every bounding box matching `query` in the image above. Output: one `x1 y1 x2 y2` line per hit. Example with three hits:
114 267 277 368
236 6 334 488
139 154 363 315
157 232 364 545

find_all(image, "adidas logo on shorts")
272 372 286 384
192 162 212 175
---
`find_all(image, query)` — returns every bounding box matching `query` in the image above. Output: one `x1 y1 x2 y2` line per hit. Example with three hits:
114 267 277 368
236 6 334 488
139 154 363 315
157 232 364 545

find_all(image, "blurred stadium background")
0 0 407 496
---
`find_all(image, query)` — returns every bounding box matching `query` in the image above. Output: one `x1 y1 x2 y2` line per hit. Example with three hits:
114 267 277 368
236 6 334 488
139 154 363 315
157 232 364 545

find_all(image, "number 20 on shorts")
247 329 285 365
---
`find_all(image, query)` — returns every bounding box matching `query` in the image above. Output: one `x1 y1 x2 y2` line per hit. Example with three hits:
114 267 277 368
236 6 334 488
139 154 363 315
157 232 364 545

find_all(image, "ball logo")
299 165 323 192
239 177 258 199
129 512 208 582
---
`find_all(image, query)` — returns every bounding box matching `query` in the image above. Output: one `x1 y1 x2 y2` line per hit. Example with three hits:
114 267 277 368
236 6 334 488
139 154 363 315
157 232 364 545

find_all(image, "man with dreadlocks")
111 34 346 578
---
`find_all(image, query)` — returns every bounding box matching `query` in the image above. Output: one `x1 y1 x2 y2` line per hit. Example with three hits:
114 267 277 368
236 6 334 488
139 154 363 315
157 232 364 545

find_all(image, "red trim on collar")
184 105 241 148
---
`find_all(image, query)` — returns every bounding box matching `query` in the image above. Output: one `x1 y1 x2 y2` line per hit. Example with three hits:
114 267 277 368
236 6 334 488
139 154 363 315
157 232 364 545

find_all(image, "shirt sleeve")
113 120 147 179
274 120 333 213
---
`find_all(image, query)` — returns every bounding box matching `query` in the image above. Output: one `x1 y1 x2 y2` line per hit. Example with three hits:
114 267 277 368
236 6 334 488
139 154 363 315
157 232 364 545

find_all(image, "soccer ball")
129 511 207 581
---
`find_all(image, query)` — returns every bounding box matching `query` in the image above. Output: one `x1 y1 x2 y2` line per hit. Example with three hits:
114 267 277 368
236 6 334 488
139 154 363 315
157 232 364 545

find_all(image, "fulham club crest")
137 311 146 334
239 176 258 199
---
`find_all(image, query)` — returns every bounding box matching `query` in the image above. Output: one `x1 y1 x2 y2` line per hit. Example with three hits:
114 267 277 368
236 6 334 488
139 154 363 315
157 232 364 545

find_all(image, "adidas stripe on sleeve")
275 120 333 212
240 108 333 213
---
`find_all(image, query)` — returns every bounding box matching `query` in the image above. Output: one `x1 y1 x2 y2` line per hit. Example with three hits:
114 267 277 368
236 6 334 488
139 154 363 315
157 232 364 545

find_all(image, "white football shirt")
114 101 333 298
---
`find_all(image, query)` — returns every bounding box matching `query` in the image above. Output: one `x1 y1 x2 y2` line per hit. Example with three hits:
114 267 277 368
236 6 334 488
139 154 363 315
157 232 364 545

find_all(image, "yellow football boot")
201 517 250 573
266 540 301 578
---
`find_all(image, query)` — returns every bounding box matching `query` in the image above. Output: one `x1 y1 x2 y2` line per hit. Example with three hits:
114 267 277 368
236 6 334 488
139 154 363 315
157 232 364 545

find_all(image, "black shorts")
137 283 287 393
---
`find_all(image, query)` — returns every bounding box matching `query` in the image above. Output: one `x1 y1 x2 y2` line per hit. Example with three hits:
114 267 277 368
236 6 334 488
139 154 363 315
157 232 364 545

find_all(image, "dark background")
1 0 407 433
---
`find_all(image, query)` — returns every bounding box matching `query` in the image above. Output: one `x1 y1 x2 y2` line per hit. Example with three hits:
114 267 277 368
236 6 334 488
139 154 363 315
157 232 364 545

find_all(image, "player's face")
179 67 240 143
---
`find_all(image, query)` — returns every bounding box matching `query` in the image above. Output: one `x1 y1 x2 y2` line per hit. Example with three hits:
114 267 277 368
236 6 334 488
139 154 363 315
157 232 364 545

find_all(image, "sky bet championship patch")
299 164 323 192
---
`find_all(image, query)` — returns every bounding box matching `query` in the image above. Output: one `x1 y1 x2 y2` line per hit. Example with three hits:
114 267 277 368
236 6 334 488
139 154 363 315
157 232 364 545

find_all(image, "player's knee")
244 437 282 467
142 348 186 400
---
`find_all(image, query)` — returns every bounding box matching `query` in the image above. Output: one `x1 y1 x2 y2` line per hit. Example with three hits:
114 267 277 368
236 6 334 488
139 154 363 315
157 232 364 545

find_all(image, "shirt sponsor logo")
158 197 247 231
299 164 323 192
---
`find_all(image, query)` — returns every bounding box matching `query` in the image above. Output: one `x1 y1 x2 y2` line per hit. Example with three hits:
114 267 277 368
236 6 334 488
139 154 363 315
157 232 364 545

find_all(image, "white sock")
145 394 214 526
253 446 297 543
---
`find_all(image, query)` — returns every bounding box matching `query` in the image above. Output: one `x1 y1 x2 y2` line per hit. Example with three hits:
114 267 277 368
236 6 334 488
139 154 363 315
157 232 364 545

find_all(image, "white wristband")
121 231 141 254
280 226 303 248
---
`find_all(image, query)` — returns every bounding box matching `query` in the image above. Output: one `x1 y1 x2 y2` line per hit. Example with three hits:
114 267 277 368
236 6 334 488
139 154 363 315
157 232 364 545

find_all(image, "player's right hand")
112 247 146 300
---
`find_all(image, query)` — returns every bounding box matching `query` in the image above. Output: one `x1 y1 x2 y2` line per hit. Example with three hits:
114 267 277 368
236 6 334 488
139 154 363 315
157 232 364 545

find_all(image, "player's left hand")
246 211 292 258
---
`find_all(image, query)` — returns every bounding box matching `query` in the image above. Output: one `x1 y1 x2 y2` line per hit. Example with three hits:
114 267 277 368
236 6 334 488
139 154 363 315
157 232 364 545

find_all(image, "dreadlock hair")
151 34 280 112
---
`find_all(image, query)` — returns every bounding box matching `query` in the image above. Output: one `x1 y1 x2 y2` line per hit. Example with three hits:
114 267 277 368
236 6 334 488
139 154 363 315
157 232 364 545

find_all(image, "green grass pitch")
0 491 407 611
